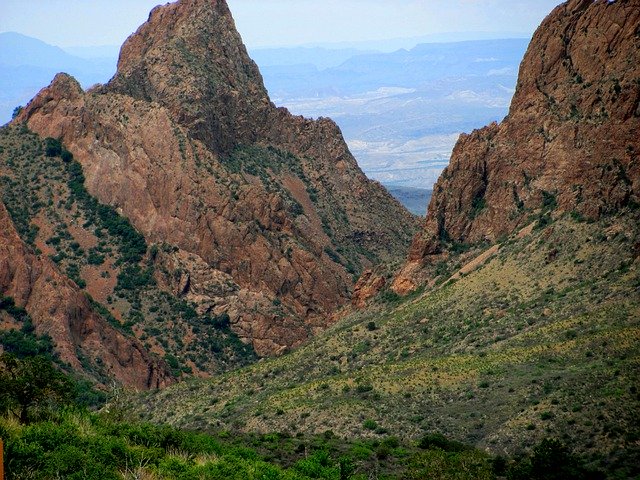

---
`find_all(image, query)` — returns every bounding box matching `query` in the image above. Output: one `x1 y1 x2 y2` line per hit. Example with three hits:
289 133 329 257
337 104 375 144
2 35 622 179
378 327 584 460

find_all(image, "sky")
0 0 563 50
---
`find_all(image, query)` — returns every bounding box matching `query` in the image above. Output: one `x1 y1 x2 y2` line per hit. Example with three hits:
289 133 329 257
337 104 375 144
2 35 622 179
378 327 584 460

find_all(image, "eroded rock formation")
394 0 640 293
0 202 172 389
16 0 417 355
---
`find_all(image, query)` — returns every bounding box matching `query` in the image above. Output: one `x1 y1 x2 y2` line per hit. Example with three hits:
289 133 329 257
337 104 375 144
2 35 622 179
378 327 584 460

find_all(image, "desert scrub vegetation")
125 210 640 478
0 351 607 479
222 144 389 278
0 295 107 407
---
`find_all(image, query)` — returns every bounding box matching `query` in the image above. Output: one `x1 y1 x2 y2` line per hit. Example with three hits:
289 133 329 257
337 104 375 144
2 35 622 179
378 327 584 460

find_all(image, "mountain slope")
395 0 639 292
127 210 640 476
0 124 261 382
11 0 417 359
0 127 172 389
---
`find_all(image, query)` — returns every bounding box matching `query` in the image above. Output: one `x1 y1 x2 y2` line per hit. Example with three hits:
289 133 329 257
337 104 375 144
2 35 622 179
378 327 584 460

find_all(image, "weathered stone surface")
17 0 418 355
351 270 386 309
0 202 172 389
395 0 640 291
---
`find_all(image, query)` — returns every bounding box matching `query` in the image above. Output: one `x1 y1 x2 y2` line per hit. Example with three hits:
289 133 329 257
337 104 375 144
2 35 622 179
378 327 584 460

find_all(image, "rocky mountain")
0 130 172 390
394 0 639 293
2 0 416 386
2 0 640 477
122 2 640 474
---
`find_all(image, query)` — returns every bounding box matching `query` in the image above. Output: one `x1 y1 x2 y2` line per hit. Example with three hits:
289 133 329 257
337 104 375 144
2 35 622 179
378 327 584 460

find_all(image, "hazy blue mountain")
0 33 528 205
249 47 375 70
258 39 528 192
63 44 121 60
299 31 529 52
0 32 91 69
261 39 528 98
0 33 117 123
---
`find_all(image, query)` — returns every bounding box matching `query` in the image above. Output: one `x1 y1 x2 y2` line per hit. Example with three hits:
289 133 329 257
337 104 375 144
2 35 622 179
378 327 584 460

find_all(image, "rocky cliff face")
0 200 172 389
107 0 269 156
16 0 417 356
394 0 640 292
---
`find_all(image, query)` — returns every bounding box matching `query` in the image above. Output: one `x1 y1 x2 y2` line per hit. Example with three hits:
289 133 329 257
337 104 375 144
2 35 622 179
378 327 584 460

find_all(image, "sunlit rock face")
18 0 418 356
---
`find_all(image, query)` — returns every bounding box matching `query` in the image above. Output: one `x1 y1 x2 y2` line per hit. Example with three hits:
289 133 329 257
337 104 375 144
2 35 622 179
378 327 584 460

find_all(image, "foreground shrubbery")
0 411 498 480
1 412 308 480
0 409 604 480
0 355 605 479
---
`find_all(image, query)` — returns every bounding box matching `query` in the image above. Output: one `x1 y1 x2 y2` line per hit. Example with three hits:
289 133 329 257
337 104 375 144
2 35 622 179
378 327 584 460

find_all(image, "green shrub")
87 250 105 265
540 411 554 421
116 265 154 291
363 419 378 430
405 448 494 480
355 383 374 394
507 438 605 480
470 195 487 219
380 289 401 304
0 329 54 358
0 354 74 423
418 433 469 452
44 137 63 157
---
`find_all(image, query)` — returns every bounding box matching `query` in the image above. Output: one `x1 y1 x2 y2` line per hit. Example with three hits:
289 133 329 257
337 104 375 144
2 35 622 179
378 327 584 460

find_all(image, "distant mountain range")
284 30 530 53
256 39 529 198
0 32 117 122
0 32 528 214
259 39 528 98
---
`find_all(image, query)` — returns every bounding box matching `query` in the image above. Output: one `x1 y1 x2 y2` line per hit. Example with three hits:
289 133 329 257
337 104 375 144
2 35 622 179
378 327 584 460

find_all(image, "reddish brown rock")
0 202 173 389
395 0 640 291
17 0 417 355
351 270 386 309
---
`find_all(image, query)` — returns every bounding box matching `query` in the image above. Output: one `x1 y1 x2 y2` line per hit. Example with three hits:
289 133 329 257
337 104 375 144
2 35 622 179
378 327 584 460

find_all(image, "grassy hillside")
0 352 604 480
126 210 640 478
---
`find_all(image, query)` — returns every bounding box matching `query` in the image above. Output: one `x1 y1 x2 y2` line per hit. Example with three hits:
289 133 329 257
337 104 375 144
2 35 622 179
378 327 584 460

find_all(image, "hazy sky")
0 0 563 49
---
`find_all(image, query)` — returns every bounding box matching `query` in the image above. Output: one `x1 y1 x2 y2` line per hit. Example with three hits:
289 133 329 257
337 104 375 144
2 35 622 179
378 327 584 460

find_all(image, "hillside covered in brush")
0 0 639 479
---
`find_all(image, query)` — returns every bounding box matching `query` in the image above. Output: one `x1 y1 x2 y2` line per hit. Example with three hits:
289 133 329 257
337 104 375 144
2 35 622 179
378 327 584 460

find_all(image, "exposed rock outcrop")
394 0 640 292
351 269 386 309
16 0 418 355
0 202 172 389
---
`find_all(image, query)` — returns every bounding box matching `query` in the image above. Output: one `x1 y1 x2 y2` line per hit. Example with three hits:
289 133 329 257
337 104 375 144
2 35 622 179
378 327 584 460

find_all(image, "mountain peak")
108 0 268 154
15 0 417 365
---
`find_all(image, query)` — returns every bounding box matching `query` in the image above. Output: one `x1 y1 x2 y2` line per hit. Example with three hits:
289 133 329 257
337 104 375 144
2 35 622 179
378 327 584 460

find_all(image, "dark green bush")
507 438 605 480
44 137 63 157
204 313 231 329
0 354 74 423
363 419 378 430
116 265 154 291
418 433 469 453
